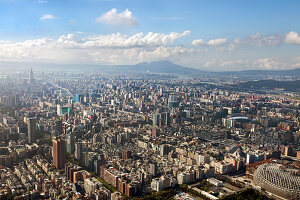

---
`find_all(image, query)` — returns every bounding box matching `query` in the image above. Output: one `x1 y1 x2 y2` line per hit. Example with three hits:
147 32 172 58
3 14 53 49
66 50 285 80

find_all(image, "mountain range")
80 60 300 76
104 61 300 77
1 60 300 78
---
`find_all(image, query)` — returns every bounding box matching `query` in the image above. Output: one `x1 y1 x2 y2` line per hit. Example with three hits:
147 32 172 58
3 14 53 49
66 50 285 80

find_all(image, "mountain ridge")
0 60 300 76
238 79 300 92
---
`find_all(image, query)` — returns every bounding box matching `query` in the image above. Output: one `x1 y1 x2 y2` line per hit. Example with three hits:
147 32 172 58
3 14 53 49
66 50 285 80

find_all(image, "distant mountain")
0 60 200 74
67 60 201 74
219 68 300 77
98 60 200 74
238 79 300 92
1 61 299 78
130 60 199 74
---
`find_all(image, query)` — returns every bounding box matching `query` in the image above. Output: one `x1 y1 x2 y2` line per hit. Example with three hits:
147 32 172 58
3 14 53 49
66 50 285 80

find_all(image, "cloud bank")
1 30 300 70
0 31 191 64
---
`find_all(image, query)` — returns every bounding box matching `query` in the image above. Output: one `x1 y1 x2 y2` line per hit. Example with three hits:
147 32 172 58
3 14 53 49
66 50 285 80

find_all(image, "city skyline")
0 1 299 199
0 70 299 200
0 0 300 70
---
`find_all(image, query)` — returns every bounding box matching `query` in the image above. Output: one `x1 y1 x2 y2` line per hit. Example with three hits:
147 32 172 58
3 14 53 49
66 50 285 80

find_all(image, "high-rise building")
161 112 170 125
160 144 169 157
53 136 66 170
75 141 83 161
168 95 177 102
168 95 179 110
29 68 34 84
27 118 36 144
74 94 83 103
149 163 157 176
153 113 160 126
66 131 75 154
55 120 63 135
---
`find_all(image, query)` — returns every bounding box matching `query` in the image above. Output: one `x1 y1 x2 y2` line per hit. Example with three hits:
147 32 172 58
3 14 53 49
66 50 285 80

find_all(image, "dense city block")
0 70 299 200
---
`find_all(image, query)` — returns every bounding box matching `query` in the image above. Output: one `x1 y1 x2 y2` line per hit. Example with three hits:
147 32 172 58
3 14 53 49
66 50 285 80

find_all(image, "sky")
0 0 300 71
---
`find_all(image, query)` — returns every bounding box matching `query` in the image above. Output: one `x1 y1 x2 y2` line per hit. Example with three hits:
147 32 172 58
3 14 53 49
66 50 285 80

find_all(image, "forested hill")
238 79 300 92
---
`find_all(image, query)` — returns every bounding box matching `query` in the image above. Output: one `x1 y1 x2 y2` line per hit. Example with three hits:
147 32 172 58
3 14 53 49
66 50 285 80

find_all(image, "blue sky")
0 0 300 70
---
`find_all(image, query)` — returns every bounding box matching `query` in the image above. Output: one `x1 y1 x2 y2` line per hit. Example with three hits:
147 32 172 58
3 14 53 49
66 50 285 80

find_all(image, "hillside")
238 79 300 92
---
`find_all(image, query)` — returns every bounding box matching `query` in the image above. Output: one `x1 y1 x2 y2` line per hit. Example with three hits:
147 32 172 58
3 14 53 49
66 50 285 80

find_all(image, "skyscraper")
168 94 179 110
29 68 34 84
55 120 63 135
153 113 160 126
75 141 82 161
66 131 75 154
27 118 36 144
52 136 66 170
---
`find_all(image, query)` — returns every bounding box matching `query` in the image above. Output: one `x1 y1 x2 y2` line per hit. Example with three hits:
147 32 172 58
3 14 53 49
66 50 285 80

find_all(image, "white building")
207 178 223 187
151 176 171 191
84 177 102 196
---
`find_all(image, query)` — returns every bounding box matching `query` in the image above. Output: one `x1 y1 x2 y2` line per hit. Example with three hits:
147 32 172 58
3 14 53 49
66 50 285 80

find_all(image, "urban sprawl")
0 70 299 200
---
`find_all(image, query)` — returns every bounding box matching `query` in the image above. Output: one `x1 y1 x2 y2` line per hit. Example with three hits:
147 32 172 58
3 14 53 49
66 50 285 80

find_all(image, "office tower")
168 95 179 110
153 113 160 126
55 120 63 135
53 136 66 170
66 135 72 154
66 131 75 154
75 142 83 161
27 118 36 144
149 163 157 176
29 68 34 84
161 112 170 125
13 94 19 105
168 95 177 102
74 94 83 103
160 144 169 157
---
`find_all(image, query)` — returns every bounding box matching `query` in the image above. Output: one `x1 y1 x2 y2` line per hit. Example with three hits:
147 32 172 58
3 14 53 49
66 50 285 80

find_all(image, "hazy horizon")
0 0 300 71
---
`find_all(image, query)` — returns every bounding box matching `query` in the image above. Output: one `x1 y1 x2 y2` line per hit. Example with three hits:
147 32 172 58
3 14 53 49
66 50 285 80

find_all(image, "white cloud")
192 33 284 51
40 14 56 20
191 38 227 47
191 39 205 46
203 60 217 68
203 58 285 71
219 59 250 67
1 30 299 70
203 59 250 70
285 31 300 45
244 33 282 46
96 8 138 26
207 38 227 46
57 30 190 48
253 58 279 69
0 31 191 64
